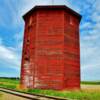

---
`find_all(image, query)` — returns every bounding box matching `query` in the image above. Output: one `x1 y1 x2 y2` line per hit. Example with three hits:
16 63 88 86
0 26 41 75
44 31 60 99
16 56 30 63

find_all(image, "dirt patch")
0 92 30 100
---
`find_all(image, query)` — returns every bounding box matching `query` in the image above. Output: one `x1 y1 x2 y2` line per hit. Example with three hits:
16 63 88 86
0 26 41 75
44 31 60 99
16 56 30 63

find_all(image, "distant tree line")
0 77 20 80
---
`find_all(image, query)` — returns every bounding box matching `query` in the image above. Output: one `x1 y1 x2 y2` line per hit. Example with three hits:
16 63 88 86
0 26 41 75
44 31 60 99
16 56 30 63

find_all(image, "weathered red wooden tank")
20 5 82 90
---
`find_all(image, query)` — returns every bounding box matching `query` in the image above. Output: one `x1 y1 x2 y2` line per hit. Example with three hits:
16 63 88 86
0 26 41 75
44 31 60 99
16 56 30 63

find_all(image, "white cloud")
80 22 92 30
0 38 21 70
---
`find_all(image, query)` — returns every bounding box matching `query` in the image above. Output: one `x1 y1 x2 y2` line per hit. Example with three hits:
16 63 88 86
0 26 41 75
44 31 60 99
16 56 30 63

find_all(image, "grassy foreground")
0 92 3 97
0 78 100 100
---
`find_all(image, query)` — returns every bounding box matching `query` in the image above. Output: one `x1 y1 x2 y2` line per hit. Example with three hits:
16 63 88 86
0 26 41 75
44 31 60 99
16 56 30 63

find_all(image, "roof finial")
52 0 54 5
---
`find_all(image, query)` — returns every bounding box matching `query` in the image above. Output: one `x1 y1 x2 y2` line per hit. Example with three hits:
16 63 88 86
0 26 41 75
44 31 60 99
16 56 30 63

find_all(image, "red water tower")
20 5 82 90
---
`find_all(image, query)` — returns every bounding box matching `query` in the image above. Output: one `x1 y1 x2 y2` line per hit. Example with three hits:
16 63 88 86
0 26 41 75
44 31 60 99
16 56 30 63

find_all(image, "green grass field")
0 78 100 100
0 78 19 89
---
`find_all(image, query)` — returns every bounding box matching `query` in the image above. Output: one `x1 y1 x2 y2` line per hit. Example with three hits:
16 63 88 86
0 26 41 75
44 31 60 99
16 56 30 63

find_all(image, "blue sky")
0 0 100 81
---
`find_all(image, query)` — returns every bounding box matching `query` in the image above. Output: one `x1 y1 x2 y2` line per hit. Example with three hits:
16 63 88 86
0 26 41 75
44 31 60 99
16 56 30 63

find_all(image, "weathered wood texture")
20 6 81 90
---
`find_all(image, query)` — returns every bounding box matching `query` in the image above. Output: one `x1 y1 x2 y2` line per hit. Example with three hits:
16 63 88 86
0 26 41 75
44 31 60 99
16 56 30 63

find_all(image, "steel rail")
0 87 70 100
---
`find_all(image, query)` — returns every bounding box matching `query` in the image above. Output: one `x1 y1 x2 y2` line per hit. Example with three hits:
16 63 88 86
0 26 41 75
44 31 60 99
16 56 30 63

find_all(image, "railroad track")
0 87 69 100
